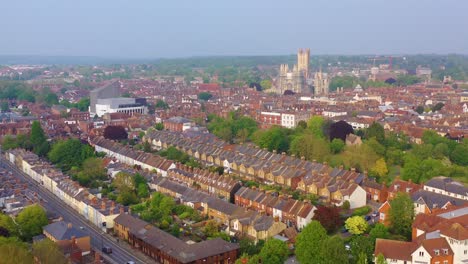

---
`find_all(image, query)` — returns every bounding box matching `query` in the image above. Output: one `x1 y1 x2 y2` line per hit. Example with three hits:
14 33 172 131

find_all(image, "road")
1 156 153 264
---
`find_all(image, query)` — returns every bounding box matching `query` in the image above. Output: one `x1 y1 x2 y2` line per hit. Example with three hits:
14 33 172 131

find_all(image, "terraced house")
151 177 286 242
144 130 367 208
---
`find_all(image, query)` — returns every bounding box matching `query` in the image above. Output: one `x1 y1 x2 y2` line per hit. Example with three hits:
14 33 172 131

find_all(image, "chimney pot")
67 223 73 229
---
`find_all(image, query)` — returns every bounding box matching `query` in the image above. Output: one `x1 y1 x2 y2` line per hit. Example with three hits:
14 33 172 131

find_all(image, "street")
1 156 155 264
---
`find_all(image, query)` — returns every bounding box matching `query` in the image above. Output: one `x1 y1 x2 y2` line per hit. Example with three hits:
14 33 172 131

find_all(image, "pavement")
1 156 157 264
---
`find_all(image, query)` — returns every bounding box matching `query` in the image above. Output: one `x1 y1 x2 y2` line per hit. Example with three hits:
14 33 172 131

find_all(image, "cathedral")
273 48 330 95
274 48 310 94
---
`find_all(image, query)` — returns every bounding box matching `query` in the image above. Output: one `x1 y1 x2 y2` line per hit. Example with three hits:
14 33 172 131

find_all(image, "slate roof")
43 221 88 240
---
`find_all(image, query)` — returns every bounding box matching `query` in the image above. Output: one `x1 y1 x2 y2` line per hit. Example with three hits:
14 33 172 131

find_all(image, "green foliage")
295 220 327 264
370 158 388 178
159 146 200 167
389 193 414 240
48 139 95 171
329 76 359 91
198 92 213 101
253 126 290 153
352 206 371 216
320 236 349 264
431 102 444 112
376 253 388 264
345 216 368 235
75 157 107 187
415 105 424 114
30 121 49 157
350 235 374 264
260 79 272 90
32 238 68 264
258 238 289 264
369 223 389 244
0 213 19 237
365 122 385 144
239 238 264 256
330 138 345 154
0 236 32 264
341 144 379 172
155 99 169 109
154 122 164 130
207 112 258 143
307 116 325 138
290 134 330 162
16 205 48 241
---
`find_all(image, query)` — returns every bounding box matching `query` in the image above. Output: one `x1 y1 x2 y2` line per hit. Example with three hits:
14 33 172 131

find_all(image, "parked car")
365 215 372 221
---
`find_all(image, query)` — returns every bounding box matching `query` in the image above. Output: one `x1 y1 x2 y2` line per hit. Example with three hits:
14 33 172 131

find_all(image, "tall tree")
295 220 327 264
30 121 49 156
365 122 385 144
16 205 48 241
307 116 325 138
32 238 68 264
320 236 349 264
389 192 415 240
350 235 374 264
258 238 289 264
0 237 32 264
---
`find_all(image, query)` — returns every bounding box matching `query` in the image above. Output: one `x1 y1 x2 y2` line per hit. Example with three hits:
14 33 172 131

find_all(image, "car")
126 261 135 264
365 215 371 221
102 246 112 254
79 226 84 230
372 211 379 217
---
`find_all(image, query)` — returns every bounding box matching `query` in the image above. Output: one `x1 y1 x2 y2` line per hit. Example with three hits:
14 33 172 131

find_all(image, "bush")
352 206 371 216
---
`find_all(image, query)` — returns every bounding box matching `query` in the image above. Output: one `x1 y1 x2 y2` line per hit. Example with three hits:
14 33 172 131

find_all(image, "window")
434 249 439 255
419 251 424 257
435 262 440 264
443 261 448 264
464 249 467 255
443 249 448 254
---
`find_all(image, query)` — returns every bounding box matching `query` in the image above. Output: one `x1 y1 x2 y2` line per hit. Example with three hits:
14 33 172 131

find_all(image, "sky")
1 0 467 58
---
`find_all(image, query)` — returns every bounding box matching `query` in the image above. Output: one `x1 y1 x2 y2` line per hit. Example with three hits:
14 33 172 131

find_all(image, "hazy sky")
1 0 467 58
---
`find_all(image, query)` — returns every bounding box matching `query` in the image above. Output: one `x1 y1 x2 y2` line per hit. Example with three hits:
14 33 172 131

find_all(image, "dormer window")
443 248 448 254
434 249 439 255
406 187 412 193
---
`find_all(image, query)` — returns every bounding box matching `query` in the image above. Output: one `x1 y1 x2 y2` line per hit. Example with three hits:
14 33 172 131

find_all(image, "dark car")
365 215 372 221
102 246 112 254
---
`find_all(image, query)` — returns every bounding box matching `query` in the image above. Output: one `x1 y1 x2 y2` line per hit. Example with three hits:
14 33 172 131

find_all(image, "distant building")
89 81 121 116
95 97 147 117
163 116 194 132
43 221 91 256
274 49 310 94
313 70 329 95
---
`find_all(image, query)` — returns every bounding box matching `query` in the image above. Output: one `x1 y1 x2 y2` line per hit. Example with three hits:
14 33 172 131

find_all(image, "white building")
94 97 148 117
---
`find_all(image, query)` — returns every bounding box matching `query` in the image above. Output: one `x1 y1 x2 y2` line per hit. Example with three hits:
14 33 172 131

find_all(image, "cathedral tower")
297 48 310 78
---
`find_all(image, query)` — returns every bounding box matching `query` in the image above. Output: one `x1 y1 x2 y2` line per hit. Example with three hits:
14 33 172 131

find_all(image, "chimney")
339 165 344 170
323 162 328 166
71 236 76 245
351 168 356 172
101 201 106 210
301 156 305 160
67 222 73 229
281 152 286 155
119 207 124 214
273 150 277 154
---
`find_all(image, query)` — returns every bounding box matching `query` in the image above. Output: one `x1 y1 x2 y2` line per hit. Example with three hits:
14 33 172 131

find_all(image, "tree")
389 193 415 240
295 220 327 264
198 92 213 101
32 238 68 264
290 134 330 162
103 125 128 140
0 237 32 264
76 157 107 187
375 254 388 264
155 99 169 109
253 127 290 153
350 235 374 264
320 236 349 264
330 138 345 154
341 144 379 172
48 139 95 171
431 102 444 112
450 144 468 166
260 79 272 90
371 158 388 178
312 205 342 233
365 122 385 143
345 216 368 235
16 205 48 241
1 101 9 112
113 172 135 192
0 213 18 237
155 123 164 131
329 120 354 141
258 238 289 264
369 223 389 244
357 251 368 264
415 105 424 114
307 116 325 138
30 121 49 157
